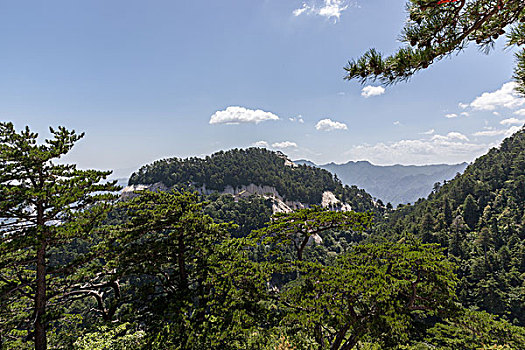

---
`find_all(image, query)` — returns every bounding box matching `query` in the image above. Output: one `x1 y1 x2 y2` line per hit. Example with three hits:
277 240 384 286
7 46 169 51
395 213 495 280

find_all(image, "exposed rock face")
120 182 168 199
321 191 351 212
321 191 339 208
275 151 297 167
309 233 323 245
195 183 308 213
200 184 282 198
121 183 351 214
121 184 149 199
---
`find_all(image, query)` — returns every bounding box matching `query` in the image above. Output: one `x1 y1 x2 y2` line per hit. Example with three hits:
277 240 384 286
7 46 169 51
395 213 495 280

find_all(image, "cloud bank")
344 131 497 165
272 141 298 149
473 125 521 137
500 118 525 126
469 82 525 111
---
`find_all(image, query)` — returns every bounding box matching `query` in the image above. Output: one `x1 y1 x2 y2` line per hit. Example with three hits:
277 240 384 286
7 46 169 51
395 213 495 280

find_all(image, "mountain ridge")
294 159 468 206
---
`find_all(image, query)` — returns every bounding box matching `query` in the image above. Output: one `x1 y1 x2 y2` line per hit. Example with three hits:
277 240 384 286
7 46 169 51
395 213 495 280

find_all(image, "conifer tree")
444 198 453 227
0 123 119 350
345 0 525 94
421 212 436 242
463 194 479 230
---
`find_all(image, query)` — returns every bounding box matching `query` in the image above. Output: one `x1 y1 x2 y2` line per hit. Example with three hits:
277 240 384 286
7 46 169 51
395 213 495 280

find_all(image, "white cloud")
393 121 401 126
318 0 348 20
431 132 469 141
513 108 525 116
272 141 298 149
506 125 521 136
500 118 525 126
209 106 279 125
361 85 385 98
470 82 525 111
445 113 458 119
448 132 469 141
293 1 350 22
473 130 506 137
315 118 348 131
459 103 469 109
253 140 269 148
473 126 521 137
289 115 305 123
345 137 488 165
421 129 435 135
293 3 309 16
460 112 470 117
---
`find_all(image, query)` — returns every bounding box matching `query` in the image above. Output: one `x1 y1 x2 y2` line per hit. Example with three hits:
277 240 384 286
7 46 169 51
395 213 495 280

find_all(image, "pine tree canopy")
0 122 119 350
345 0 525 95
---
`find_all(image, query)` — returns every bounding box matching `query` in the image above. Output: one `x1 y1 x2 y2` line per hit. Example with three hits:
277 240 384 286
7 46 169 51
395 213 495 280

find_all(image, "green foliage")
252 206 373 261
128 148 376 210
104 191 230 337
73 323 146 350
0 122 119 349
203 193 273 237
462 194 479 230
242 208 457 350
3 123 524 349
345 0 525 94
424 309 525 350
374 127 525 325
101 190 282 348
264 240 458 350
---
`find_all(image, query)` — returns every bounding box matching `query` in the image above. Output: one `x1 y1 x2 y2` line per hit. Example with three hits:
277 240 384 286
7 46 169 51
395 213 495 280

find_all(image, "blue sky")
1 0 524 178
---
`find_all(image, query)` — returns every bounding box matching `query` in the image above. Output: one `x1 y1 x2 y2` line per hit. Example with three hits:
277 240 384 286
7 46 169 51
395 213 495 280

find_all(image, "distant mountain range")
294 160 468 206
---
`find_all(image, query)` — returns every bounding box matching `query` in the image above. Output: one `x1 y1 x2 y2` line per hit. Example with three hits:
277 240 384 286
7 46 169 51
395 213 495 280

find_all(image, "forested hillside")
375 126 525 325
129 147 376 211
2 124 525 350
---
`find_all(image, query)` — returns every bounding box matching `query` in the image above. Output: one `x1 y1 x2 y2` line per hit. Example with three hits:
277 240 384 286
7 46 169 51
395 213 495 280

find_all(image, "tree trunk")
34 242 47 350
330 324 350 350
314 323 324 350
340 334 358 350
177 232 187 290
297 235 310 261
35 196 47 350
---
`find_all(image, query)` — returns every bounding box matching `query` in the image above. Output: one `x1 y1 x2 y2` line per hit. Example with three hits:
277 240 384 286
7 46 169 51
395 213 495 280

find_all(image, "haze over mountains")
294 160 468 206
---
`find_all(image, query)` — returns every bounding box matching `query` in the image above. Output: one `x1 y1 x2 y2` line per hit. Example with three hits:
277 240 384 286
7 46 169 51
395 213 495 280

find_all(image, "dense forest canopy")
2 1 525 349
375 126 525 325
1 124 525 349
128 147 376 210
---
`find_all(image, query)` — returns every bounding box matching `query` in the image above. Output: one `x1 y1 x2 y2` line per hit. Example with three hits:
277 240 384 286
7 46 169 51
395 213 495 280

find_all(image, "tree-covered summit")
129 147 376 210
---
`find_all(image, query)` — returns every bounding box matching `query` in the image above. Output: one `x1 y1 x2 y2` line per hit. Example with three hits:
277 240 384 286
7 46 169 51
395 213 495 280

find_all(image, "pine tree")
444 198 453 227
463 194 479 230
345 1 525 95
421 212 435 243
0 123 119 350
